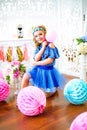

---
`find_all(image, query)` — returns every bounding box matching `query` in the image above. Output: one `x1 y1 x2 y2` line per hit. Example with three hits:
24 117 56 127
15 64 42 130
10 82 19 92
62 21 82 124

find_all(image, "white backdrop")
0 0 86 76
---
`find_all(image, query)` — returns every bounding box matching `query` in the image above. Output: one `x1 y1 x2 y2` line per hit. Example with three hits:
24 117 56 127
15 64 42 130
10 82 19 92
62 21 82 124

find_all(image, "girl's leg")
45 91 57 98
45 88 58 98
21 73 31 88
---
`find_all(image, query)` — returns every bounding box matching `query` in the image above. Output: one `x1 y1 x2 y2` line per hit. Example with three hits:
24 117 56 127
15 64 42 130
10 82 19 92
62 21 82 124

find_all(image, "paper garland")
0 44 29 62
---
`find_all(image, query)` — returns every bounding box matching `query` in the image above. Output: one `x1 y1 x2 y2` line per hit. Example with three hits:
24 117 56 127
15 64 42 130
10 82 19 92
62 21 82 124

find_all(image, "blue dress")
27 44 66 93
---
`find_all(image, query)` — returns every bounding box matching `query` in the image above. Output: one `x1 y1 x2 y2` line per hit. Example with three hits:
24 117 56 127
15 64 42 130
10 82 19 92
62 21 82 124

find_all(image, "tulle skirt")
27 66 66 93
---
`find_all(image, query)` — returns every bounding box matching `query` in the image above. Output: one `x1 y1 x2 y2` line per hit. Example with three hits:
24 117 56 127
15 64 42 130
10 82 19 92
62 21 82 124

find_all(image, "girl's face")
34 30 46 43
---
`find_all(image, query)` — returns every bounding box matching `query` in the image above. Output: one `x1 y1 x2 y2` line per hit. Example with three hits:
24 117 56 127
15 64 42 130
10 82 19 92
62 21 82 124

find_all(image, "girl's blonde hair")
33 25 47 47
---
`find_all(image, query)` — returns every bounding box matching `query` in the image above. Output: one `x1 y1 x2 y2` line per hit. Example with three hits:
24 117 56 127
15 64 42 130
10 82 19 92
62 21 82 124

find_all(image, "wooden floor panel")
0 75 87 130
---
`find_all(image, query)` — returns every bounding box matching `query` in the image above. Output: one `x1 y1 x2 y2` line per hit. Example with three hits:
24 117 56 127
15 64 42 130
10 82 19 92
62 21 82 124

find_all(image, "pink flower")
6 68 12 73
13 69 20 78
11 61 21 66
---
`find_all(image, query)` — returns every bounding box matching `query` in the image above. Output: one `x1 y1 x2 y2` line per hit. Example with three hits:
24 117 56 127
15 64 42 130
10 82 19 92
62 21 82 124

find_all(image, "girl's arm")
33 43 56 66
33 58 54 66
34 41 48 61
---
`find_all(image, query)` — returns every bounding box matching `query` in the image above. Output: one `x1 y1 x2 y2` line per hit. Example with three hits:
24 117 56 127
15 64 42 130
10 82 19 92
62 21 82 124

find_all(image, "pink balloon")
46 30 57 42
70 112 87 130
17 86 46 116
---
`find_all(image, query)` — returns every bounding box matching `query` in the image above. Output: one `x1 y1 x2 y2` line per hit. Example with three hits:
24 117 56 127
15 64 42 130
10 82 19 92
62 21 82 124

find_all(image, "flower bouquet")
5 61 26 94
76 36 87 55
11 61 26 78
76 36 87 82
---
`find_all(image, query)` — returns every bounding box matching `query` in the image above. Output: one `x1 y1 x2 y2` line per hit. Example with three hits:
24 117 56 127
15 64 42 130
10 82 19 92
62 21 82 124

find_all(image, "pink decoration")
23 44 29 61
0 78 9 102
0 69 4 79
17 86 46 116
0 46 5 61
45 30 57 42
70 112 87 130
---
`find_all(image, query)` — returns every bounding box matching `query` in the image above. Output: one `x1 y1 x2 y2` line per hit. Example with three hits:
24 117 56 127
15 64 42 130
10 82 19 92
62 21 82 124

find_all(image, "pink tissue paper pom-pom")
0 78 10 102
70 112 87 130
17 86 46 116
0 69 4 79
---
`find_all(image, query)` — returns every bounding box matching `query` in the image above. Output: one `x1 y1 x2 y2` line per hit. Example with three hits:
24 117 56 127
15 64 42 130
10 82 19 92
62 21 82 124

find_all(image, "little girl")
21 25 66 97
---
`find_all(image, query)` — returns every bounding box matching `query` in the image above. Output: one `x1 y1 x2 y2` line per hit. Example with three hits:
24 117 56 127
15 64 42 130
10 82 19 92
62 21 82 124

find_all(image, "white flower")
76 36 87 55
76 42 87 55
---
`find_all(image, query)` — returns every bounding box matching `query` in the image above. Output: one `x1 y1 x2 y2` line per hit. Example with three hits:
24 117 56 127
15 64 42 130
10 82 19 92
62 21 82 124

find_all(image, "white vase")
79 54 87 82
14 78 20 95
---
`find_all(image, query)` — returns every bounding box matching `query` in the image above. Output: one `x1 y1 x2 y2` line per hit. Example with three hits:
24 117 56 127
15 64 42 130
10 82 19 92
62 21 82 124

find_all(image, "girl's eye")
39 33 42 36
34 32 43 38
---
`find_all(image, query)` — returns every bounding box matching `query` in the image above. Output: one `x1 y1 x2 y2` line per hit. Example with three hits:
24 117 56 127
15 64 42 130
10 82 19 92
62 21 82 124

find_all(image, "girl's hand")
42 41 48 48
32 61 37 66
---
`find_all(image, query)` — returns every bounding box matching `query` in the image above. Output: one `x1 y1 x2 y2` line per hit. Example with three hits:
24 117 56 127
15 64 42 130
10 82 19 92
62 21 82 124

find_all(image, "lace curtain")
0 0 58 39
58 0 83 45
83 0 87 35
0 0 86 76
0 0 84 42
56 0 83 76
